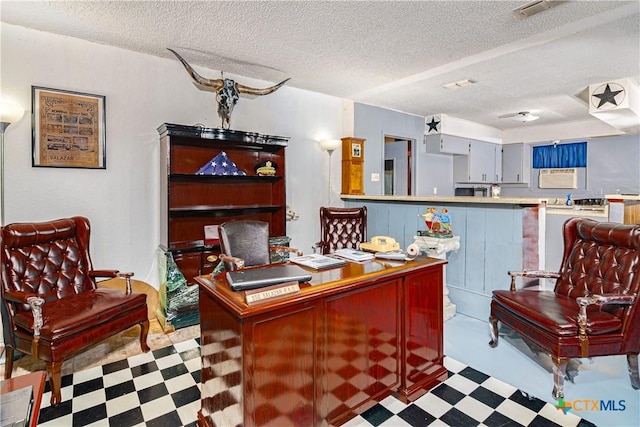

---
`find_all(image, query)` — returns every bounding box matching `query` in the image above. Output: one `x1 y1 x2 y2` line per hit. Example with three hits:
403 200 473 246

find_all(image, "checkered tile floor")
35 338 592 427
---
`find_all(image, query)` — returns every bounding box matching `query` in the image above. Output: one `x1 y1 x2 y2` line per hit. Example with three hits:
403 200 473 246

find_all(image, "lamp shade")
318 139 342 152
0 102 25 124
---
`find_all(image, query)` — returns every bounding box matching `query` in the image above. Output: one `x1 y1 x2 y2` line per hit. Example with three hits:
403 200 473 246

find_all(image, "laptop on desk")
226 264 313 291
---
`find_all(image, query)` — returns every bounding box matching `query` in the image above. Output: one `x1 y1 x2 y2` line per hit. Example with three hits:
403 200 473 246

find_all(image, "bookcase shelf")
159 123 288 283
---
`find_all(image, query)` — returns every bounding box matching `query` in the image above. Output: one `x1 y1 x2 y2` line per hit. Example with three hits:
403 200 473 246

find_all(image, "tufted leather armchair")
313 206 367 254
218 220 302 271
489 217 640 399
1 217 150 405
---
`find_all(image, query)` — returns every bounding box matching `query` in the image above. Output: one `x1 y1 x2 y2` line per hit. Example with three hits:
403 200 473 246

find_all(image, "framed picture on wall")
352 142 361 158
32 86 106 169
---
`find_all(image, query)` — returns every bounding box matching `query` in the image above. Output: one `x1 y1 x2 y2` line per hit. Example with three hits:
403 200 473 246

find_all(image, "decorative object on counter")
566 193 573 206
196 151 246 175
420 207 453 237
254 160 277 176
412 234 461 320
491 183 501 198
167 48 289 129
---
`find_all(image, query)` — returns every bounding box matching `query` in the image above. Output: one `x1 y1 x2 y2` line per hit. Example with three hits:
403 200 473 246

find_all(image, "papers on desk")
333 249 375 262
289 254 346 270
1 385 33 427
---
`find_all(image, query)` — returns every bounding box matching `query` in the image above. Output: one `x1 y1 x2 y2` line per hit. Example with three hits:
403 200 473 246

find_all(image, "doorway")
384 135 413 196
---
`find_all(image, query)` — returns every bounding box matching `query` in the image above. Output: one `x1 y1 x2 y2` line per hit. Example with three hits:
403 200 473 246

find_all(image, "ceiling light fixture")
512 112 540 122
442 79 476 90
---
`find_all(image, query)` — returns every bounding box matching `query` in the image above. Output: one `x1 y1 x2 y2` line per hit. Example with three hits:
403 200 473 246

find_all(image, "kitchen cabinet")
502 143 530 184
453 140 501 183
423 134 469 155
158 123 288 284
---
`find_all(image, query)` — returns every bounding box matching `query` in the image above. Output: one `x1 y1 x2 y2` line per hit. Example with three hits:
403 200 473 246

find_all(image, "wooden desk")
195 257 447 427
1 371 46 427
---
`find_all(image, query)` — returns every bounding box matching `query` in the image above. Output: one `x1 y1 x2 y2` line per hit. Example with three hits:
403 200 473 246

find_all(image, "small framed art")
32 86 106 168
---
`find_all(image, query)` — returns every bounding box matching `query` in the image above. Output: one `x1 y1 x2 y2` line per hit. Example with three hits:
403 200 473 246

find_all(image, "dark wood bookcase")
158 123 288 284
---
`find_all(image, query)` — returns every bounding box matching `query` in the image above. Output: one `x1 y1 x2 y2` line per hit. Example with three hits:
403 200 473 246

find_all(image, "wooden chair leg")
628 353 639 390
140 319 151 353
3 347 14 379
488 316 499 347
46 361 63 406
552 356 568 399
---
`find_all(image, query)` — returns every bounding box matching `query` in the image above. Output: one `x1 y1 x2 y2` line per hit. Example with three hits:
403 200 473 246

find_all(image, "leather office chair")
1 217 150 405
218 220 302 271
314 206 367 254
489 217 640 399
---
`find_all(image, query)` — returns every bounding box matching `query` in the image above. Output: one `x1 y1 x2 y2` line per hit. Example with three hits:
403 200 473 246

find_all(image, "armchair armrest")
219 254 245 271
2 289 39 304
577 293 636 307
576 293 636 356
90 270 135 294
26 296 45 357
507 270 560 291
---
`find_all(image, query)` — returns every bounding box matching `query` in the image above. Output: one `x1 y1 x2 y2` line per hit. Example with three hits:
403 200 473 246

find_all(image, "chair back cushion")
555 218 640 299
1 217 96 306
219 220 271 267
319 206 367 254
556 218 640 337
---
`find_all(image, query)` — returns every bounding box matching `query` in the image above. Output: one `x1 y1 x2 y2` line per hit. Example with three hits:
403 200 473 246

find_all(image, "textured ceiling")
2 0 639 131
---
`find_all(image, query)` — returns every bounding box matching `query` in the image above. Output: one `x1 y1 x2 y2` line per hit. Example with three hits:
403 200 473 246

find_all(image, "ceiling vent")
514 0 566 17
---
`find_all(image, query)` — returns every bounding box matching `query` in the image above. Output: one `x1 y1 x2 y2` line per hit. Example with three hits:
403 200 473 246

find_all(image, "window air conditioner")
538 168 577 189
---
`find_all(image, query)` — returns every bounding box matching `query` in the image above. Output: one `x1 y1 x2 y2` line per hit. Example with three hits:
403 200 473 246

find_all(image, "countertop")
341 194 547 206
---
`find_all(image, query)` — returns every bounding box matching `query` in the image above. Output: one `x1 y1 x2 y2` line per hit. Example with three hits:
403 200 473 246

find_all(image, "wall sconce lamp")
318 139 342 205
0 101 26 225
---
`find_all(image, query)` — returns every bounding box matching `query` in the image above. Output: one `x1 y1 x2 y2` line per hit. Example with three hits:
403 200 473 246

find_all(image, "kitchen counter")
341 194 546 206
546 204 608 218
342 195 545 321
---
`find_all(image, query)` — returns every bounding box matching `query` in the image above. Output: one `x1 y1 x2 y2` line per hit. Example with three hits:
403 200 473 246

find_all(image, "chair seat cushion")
14 288 147 341
492 290 622 336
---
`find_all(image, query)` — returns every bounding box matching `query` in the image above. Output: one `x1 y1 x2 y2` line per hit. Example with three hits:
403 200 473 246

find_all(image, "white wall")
0 23 344 288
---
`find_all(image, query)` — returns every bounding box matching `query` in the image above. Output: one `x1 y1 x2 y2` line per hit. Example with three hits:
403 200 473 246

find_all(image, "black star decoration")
593 84 624 109
426 117 440 133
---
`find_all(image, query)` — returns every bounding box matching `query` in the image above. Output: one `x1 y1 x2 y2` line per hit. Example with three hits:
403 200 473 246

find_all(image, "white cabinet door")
502 143 531 183
454 141 498 183
424 134 469 155
493 144 502 183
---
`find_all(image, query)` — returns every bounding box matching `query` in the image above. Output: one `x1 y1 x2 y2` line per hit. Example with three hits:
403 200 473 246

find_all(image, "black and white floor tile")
37 339 201 427
35 337 590 427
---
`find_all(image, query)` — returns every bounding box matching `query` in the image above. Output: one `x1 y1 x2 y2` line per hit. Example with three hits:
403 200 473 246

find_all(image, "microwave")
455 187 487 197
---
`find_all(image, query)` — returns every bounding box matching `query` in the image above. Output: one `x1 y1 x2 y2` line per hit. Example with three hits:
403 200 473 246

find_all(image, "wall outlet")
433 187 438 195
371 173 380 182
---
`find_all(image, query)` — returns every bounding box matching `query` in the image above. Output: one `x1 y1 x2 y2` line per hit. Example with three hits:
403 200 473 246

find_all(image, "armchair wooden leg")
488 315 499 347
3 347 14 379
628 353 639 390
140 319 150 353
46 360 63 406
552 356 568 399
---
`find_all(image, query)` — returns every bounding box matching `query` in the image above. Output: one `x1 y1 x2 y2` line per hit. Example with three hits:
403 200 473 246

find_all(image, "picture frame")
352 142 361 158
32 86 106 169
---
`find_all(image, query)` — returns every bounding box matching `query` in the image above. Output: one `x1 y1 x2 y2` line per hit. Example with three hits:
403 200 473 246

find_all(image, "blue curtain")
533 142 587 169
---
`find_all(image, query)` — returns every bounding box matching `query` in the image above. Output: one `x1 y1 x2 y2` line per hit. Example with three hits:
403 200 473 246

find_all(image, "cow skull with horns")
168 48 290 129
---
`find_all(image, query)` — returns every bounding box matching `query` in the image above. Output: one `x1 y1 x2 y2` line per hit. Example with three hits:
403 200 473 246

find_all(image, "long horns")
167 48 290 94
